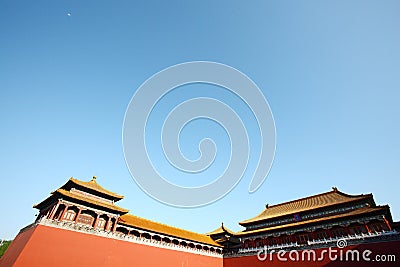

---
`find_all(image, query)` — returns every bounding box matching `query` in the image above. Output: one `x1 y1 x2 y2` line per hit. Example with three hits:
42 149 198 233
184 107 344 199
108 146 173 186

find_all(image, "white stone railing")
234 230 400 256
237 242 299 253
307 230 399 246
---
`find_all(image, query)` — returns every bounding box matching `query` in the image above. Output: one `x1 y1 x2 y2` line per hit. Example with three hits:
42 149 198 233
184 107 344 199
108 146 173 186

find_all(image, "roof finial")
332 186 338 192
265 203 269 209
92 176 97 181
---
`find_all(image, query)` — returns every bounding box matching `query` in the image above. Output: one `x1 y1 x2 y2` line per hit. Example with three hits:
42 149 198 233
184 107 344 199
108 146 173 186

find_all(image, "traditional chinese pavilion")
1 177 399 267
224 187 400 266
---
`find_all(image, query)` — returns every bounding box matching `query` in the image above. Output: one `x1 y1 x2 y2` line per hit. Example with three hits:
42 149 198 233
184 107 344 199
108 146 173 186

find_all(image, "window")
350 226 367 235
316 231 329 239
370 223 384 232
296 234 310 244
97 219 106 228
77 214 94 225
332 228 346 237
255 238 263 247
64 210 76 221
267 238 278 246
243 240 252 248
281 236 291 244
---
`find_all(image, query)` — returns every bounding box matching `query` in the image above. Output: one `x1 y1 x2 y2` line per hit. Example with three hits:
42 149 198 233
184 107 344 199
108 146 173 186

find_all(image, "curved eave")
66 178 124 200
33 193 58 210
118 214 221 247
237 206 386 237
32 198 53 210
239 190 373 226
55 189 129 213
206 224 236 236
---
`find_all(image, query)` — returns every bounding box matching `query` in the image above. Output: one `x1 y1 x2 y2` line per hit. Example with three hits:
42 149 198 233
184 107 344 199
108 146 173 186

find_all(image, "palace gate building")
1 177 399 266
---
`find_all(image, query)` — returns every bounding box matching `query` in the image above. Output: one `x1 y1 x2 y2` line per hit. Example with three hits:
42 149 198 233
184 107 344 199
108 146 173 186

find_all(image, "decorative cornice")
228 230 400 257
59 199 120 218
240 215 385 240
36 218 223 257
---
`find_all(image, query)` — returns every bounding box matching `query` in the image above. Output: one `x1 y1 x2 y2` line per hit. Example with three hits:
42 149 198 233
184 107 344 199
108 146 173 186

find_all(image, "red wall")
1 225 399 267
0 225 223 267
0 226 35 267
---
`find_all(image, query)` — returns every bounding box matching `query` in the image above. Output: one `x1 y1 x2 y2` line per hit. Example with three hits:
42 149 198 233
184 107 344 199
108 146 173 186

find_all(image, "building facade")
1 177 399 266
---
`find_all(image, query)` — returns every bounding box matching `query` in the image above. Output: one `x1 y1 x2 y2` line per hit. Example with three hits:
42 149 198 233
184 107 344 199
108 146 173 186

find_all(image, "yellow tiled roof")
119 214 221 247
68 177 124 199
240 188 371 225
207 223 236 236
55 189 129 213
237 206 385 236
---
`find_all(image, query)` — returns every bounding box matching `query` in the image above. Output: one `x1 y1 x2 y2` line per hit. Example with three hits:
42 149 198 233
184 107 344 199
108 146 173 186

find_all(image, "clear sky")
1 1 399 240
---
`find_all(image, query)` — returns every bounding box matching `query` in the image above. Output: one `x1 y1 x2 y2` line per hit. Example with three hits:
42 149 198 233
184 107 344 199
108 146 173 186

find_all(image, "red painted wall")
1 225 399 267
0 225 223 267
0 226 35 267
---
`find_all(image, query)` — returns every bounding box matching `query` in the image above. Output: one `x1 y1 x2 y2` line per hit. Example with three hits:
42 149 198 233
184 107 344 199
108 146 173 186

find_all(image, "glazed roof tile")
240 188 372 225
207 223 236 236
33 188 129 213
67 177 124 200
119 214 221 247
54 188 129 213
237 206 385 236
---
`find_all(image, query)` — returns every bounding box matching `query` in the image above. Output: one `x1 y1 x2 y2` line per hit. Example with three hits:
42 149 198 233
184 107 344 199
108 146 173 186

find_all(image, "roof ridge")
56 188 129 213
265 190 334 209
119 214 221 246
206 222 236 236
237 205 386 236
68 177 124 199
239 188 373 225
264 188 369 210
121 214 208 237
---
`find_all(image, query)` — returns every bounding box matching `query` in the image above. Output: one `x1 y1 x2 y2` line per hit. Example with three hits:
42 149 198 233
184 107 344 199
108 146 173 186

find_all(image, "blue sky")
1 1 399 239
